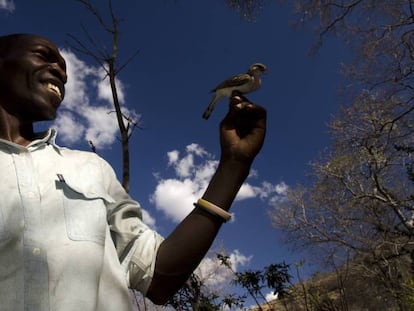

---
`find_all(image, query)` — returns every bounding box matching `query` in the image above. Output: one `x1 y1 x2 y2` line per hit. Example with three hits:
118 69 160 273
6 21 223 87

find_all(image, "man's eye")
34 51 49 60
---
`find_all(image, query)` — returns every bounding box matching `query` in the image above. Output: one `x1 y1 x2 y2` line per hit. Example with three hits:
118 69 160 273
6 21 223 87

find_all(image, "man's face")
0 35 67 121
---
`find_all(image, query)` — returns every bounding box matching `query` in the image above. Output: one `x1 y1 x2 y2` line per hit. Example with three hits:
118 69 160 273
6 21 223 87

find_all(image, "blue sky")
1 0 350 304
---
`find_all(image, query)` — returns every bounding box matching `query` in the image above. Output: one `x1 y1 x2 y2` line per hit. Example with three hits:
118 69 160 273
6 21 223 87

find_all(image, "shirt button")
32 248 41 256
26 192 35 199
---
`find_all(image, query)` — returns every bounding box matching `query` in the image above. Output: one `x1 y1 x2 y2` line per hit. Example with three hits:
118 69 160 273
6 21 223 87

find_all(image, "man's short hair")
0 34 30 57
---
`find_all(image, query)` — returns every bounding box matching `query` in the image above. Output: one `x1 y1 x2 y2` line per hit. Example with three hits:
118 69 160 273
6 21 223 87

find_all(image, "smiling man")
0 33 267 311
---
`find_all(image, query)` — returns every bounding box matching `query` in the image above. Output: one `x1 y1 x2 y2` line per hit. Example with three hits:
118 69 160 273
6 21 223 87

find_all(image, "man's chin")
30 93 61 120
31 108 58 122
40 114 57 122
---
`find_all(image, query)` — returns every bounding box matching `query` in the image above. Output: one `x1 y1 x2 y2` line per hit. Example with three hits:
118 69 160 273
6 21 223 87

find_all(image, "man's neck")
0 108 35 146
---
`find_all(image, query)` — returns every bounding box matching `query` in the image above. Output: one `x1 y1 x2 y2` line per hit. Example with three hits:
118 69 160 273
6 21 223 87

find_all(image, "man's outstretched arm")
146 94 267 304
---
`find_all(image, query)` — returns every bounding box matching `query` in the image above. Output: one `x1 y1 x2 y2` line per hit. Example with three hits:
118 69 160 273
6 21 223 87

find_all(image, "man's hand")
219 92 267 164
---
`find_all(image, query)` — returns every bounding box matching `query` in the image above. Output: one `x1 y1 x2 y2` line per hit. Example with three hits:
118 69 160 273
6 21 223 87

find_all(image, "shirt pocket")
60 177 115 245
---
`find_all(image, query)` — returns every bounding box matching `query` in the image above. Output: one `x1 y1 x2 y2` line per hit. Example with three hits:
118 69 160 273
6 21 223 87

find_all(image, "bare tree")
68 0 141 193
67 1 147 309
262 2 414 309
270 89 414 309
290 1 414 103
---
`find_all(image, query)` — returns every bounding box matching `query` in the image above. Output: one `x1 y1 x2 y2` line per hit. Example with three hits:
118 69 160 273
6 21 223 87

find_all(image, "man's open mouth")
45 82 62 100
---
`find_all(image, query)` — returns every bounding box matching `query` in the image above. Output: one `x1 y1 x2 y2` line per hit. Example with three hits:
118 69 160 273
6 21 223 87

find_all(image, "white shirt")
0 130 164 311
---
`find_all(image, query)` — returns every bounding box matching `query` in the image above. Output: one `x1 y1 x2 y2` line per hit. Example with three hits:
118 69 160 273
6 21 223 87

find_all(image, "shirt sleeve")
99 157 164 295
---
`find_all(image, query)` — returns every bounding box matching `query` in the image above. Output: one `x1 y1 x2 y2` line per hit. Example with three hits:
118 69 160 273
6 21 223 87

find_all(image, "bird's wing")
211 73 251 92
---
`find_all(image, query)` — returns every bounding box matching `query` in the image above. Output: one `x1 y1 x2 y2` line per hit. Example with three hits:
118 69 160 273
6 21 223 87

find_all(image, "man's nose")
50 62 67 84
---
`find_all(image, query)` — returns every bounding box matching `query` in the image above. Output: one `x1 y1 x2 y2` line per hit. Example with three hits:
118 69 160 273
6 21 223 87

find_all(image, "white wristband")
195 198 232 222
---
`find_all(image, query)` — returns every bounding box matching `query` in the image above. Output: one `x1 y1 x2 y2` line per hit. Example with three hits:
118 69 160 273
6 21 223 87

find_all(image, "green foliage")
168 274 219 310
170 253 291 310
218 253 291 309
234 270 263 295
168 272 246 311
216 253 231 268
264 263 291 298
221 294 245 309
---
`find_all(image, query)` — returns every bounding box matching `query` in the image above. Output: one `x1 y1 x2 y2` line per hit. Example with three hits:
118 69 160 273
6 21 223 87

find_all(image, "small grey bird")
202 63 267 120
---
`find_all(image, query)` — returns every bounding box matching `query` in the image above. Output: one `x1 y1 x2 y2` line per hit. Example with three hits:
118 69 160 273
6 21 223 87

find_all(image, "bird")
202 63 267 120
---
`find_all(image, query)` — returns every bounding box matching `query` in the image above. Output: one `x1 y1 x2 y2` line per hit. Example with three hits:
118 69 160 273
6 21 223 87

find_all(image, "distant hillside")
249 261 412 311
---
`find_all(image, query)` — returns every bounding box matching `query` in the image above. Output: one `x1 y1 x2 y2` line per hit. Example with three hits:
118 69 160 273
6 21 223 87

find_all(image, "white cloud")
53 111 85 144
236 181 289 203
186 143 208 157
265 291 279 302
195 249 251 288
81 105 119 147
150 178 199 222
150 144 218 223
175 153 194 178
0 0 15 12
150 144 289 223
236 183 257 200
54 49 140 149
193 159 216 188
59 49 96 109
167 150 179 165
141 209 157 229
168 144 210 178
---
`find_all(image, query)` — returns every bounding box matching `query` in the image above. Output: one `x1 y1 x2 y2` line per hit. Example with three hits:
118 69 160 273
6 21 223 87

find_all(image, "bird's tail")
202 95 219 120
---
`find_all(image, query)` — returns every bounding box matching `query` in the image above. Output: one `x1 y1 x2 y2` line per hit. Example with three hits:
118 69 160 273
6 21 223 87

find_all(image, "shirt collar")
29 128 59 149
0 128 62 153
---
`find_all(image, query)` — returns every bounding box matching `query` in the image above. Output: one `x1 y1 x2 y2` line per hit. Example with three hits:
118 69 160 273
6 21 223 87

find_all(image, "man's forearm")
145 160 251 304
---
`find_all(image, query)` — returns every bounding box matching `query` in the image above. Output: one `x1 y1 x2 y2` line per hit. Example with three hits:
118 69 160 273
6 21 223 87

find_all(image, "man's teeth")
46 83 62 99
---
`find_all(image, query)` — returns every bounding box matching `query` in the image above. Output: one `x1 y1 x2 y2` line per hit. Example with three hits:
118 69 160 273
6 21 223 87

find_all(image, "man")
0 33 267 310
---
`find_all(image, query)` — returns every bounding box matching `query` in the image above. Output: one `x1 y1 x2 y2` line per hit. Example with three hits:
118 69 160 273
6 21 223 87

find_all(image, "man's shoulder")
59 146 97 157
58 147 110 167
56 147 117 182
